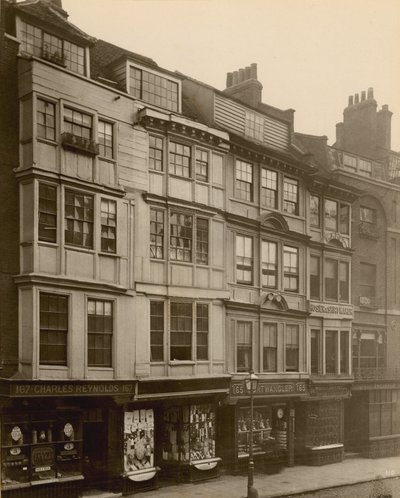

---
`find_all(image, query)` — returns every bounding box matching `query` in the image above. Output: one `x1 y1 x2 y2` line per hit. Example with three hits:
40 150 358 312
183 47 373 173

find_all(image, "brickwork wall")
0 0 20 376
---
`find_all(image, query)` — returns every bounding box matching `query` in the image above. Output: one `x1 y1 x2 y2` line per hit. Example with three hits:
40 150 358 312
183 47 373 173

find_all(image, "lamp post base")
247 485 259 498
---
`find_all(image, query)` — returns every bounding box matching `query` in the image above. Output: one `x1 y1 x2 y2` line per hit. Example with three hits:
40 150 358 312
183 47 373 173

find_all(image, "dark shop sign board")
230 381 308 398
0 380 136 397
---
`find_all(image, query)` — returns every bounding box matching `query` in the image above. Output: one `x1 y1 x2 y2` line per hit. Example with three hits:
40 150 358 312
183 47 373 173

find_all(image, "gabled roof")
13 0 95 45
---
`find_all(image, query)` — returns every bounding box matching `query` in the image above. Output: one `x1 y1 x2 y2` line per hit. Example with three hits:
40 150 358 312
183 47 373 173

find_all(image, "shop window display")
237 406 286 458
162 404 217 464
124 409 155 476
1 412 83 490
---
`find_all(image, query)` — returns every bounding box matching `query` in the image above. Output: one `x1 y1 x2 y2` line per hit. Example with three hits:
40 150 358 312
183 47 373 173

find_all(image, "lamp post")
244 370 259 498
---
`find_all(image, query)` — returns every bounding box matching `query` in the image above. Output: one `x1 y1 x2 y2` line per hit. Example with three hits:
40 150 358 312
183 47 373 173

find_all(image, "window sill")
169 173 192 182
169 360 195 365
87 367 114 370
38 241 59 248
37 137 57 147
149 169 165 176
99 251 119 258
98 156 116 164
65 244 95 254
39 365 68 370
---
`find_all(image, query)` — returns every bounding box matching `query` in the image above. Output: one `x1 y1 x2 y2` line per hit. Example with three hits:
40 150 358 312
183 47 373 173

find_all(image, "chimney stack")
377 104 392 151
223 63 263 108
336 87 392 159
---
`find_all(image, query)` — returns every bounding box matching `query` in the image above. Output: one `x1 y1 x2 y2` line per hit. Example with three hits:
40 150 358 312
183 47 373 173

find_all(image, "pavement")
84 455 400 498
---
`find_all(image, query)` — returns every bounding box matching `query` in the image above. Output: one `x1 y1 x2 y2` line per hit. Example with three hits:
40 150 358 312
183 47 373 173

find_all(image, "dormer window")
129 65 179 112
20 21 85 75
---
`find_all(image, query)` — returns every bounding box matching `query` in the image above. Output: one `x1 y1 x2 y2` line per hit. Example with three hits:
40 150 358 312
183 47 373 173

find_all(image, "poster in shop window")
124 409 154 472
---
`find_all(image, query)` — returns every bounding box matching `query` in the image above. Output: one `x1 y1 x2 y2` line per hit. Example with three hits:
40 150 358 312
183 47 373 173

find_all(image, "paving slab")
124 456 400 498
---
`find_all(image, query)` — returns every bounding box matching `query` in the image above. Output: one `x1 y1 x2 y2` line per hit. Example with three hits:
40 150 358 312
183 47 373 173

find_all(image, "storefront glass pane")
124 409 154 473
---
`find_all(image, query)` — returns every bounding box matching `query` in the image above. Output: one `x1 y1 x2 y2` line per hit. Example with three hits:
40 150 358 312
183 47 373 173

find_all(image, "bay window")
150 301 164 362
169 142 191 177
170 213 193 262
37 99 55 141
100 199 116 253
310 194 320 228
310 329 320 374
39 183 57 243
150 208 164 259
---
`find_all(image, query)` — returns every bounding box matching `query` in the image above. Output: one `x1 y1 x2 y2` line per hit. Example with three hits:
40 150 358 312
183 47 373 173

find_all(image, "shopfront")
0 379 136 498
219 379 308 473
345 382 400 458
296 383 351 465
120 376 230 494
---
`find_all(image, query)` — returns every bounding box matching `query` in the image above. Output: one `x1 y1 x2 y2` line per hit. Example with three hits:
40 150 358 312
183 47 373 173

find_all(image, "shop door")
344 393 368 453
83 409 108 489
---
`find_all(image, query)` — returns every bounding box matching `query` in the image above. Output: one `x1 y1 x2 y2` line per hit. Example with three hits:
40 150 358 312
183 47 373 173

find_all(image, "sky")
62 0 400 150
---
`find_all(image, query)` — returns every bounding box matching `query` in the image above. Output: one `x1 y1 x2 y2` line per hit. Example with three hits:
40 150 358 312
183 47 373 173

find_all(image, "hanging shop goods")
123 409 156 482
161 403 220 482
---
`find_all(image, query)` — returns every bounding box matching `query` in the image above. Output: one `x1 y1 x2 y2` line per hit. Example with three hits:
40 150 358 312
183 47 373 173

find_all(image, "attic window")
20 21 85 75
129 65 179 112
245 111 263 141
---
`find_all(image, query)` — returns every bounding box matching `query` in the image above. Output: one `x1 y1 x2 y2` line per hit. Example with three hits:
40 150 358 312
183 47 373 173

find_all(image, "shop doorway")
83 409 108 490
344 392 368 454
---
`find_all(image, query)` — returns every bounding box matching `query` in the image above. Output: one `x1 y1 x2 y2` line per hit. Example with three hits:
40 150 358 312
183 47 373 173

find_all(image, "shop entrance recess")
83 408 108 490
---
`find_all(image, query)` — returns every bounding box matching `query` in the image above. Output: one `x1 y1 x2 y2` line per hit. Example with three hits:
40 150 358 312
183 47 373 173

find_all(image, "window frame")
100 198 116 254
149 134 164 172
283 177 299 215
129 64 180 113
324 257 350 303
283 245 299 292
150 208 165 260
39 292 68 366
310 254 321 300
20 20 86 75
98 119 114 159
168 301 210 362
261 240 278 289
150 300 165 362
285 324 299 372
37 98 56 142
64 189 94 249
169 141 192 178
309 194 320 228
87 298 114 368
195 148 209 182
262 323 277 372
38 182 57 244
236 234 253 285
236 321 253 373
324 198 350 235
261 168 278 209
235 159 253 203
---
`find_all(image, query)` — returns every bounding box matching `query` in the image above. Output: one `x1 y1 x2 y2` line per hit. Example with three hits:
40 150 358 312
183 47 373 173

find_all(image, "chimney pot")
348 96 354 106
367 87 374 99
354 93 359 104
232 71 239 85
238 68 245 83
226 72 233 88
250 63 257 79
361 91 366 101
382 104 389 112
244 66 251 80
